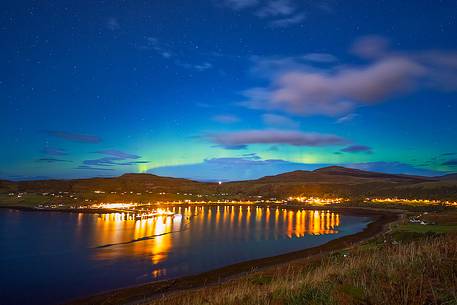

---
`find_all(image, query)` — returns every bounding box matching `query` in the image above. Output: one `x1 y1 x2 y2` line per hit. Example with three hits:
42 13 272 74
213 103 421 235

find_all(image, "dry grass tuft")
146 234 457 305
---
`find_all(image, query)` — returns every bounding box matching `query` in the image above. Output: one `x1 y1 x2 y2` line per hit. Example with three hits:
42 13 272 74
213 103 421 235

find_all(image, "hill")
221 167 455 199
1 167 456 201
4 173 207 193
436 173 457 181
254 166 430 184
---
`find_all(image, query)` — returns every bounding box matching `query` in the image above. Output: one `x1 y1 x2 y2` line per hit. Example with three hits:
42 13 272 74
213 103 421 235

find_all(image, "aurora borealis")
2 0 457 181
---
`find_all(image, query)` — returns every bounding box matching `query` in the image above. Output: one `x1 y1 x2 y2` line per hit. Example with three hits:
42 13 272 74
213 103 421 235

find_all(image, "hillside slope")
1 167 456 200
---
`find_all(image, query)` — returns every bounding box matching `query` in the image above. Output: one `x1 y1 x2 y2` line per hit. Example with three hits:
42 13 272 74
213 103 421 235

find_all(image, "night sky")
2 0 457 181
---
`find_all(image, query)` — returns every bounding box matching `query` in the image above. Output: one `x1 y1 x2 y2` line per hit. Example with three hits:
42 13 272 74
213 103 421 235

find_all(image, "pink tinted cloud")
245 56 425 116
350 35 389 58
208 129 347 148
243 36 457 116
212 114 240 124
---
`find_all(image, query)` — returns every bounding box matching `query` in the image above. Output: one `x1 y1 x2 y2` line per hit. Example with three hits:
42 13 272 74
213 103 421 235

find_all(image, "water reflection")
0 207 367 305
92 206 341 263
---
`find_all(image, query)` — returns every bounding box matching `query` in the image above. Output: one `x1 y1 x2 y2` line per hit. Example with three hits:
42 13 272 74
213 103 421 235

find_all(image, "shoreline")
0 205 122 214
63 207 400 305
0 202 413 215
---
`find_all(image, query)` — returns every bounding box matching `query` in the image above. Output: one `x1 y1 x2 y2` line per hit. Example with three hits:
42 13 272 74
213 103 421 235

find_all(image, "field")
142 209 457 305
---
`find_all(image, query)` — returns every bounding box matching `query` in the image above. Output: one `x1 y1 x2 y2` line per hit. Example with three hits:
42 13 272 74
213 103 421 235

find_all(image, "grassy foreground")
147 215 457 305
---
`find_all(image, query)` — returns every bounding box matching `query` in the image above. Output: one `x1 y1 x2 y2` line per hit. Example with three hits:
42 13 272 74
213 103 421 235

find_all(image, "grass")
421 210 457 225
395 223 457 233
0 193 45 207
145 215 457 305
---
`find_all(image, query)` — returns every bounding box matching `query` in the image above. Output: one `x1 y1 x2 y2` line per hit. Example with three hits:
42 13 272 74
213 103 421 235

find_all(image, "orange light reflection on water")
92 207 341 265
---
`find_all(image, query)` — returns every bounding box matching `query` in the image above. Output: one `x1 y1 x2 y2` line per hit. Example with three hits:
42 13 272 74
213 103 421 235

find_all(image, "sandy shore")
64 207 401 305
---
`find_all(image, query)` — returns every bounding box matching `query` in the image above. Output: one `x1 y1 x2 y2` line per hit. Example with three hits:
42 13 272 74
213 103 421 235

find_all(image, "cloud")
301 53 337 63
336 113 358 124
176 61 213 71
219 0 314 28
117 161 150 165
213 144 248 150
222 0 259 10
249 55 313 76
96 150 141 159
441 152 457 156
141 37 212 71
340 145 373 154
41 147 67 156
142 37 174 59
262 113 299 128
79 150 149 168
350 35 389 58
206 129 348 149
46 131 102 143
106 17 120 31
212 114 240 124
418 51 457 90
243 56 424 116
83 157 124 167
442 159 457 166
36 158 72 163
242 152 262 160
83 157 149 167
255 0 295 17
248 53 337 78
270 13 305 27
241 36 457 116
75 165 115 171
193 62 213 71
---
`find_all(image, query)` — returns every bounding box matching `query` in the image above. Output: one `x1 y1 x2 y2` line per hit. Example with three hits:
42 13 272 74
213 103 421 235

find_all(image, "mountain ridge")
1 167 456 200
2 166 455 184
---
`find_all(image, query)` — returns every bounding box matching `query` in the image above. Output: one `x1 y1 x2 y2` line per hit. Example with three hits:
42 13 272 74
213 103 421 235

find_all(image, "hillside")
4 173 208 193
1 167 457 201
437 173 457 181
218 166 453 199
253 166 430 184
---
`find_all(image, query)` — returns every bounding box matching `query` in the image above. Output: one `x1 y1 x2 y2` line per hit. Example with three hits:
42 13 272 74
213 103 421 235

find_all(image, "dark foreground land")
146 227 457 305
66 207 457 305
2 166 457 305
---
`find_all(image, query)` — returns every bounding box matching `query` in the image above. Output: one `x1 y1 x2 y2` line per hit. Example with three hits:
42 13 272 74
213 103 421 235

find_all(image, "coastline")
0 202 410 215
63 207 400 305
0 205 122 214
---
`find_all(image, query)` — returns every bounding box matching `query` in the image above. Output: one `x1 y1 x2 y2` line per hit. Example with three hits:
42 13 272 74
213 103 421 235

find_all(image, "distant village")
6 189 457 210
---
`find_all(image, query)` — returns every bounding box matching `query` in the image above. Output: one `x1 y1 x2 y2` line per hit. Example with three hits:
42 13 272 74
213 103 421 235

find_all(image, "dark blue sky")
1 0 457 181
